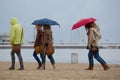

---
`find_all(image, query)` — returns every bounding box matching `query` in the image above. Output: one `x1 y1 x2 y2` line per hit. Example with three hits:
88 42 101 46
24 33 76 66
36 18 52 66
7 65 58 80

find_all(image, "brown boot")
102 64 110 71
40 64 45 70
52 64 56 69
37 63 42 69
85 66 93 70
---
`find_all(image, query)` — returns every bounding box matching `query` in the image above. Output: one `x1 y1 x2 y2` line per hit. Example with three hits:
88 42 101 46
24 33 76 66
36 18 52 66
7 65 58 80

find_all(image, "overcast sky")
0 0 120 44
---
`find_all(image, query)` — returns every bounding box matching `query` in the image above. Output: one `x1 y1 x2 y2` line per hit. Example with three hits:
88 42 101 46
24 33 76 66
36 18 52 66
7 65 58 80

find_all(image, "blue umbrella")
32 18 60 26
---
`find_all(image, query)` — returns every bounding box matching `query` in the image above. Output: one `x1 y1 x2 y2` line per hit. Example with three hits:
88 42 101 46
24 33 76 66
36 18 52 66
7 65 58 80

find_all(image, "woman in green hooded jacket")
9 18 24 70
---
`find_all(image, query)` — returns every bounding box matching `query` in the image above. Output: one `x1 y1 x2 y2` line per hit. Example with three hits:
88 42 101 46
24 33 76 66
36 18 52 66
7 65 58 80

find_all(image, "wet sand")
0 61 120 80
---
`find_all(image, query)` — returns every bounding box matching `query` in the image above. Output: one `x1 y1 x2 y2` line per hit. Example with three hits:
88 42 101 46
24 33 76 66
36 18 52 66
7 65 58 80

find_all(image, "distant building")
0 34 10 45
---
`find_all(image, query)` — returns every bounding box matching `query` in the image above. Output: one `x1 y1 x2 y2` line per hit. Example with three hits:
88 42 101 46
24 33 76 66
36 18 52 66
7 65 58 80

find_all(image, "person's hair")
43 25 51 30
36 25 42 27
85 22 97 31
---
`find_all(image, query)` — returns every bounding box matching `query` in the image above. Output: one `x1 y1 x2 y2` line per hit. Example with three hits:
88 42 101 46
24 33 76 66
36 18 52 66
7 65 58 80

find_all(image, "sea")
0 48 120 64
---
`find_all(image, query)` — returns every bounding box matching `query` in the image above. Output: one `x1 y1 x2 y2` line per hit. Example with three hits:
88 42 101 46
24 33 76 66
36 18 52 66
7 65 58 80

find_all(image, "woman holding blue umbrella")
33 25 45 69
40 25 55 70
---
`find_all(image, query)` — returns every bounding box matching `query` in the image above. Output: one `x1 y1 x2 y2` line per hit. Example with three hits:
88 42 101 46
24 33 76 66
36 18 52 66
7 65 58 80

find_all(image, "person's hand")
86 45 89 49
91 47 97 51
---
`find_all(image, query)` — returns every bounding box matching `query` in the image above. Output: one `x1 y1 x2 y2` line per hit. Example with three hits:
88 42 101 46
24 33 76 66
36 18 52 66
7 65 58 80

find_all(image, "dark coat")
34 30 43 48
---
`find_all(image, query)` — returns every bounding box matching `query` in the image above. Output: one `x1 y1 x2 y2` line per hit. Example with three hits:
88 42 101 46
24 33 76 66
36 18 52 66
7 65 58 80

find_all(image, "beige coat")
88 28 101 48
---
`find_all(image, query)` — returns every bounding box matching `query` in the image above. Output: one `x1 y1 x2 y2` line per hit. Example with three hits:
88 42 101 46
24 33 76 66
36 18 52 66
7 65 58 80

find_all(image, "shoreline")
0 61 120 80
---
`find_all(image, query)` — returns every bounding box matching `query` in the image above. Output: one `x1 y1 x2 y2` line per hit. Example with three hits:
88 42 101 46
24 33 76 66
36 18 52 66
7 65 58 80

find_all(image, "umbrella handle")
43 48 46 69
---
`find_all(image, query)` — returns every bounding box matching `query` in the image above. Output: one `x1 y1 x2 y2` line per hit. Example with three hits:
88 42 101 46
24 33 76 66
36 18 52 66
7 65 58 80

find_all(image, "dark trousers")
10 50 24 68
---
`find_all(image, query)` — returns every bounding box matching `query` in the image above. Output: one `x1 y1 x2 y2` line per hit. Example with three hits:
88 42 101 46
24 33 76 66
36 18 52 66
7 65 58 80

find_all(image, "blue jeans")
33 50 45 64
46 55 55 65
44 43 55 65
88 49 106 66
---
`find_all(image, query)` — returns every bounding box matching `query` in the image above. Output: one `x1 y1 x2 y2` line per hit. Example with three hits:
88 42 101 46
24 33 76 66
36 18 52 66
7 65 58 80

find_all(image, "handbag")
12 44 21 53
12 28 23 53
35 45 44 54
91 46 99 53
45 43 54 55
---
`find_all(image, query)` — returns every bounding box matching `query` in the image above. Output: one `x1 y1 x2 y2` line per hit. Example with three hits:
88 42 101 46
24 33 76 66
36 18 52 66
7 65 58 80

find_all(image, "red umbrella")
72 18 96 30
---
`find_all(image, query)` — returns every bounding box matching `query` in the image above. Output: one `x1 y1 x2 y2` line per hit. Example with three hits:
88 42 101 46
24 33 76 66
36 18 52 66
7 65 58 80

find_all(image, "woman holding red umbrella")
85 22 110 70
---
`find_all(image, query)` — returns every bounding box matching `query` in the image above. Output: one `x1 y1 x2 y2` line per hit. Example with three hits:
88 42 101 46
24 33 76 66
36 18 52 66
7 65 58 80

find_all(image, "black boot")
9 67 15 70
18 67 24 70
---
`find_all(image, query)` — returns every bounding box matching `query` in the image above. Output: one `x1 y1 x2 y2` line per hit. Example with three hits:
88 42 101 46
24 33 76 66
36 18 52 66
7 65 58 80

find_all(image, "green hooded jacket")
10 18 24 47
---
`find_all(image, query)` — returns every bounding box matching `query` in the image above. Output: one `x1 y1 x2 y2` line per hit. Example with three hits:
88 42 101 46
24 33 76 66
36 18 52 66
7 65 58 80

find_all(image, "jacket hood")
10 18 18 26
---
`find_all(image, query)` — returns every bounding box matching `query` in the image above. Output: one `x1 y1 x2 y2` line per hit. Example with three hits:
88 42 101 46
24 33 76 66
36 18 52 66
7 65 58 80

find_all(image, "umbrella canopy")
72 18 96 30
32 18 60 26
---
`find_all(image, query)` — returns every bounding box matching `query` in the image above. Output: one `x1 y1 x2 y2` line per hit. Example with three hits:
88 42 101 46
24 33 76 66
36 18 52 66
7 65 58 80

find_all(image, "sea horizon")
0 48 120 64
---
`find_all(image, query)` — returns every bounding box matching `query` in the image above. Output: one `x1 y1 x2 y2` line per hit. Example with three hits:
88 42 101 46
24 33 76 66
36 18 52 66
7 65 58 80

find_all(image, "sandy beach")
0 61 120 80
